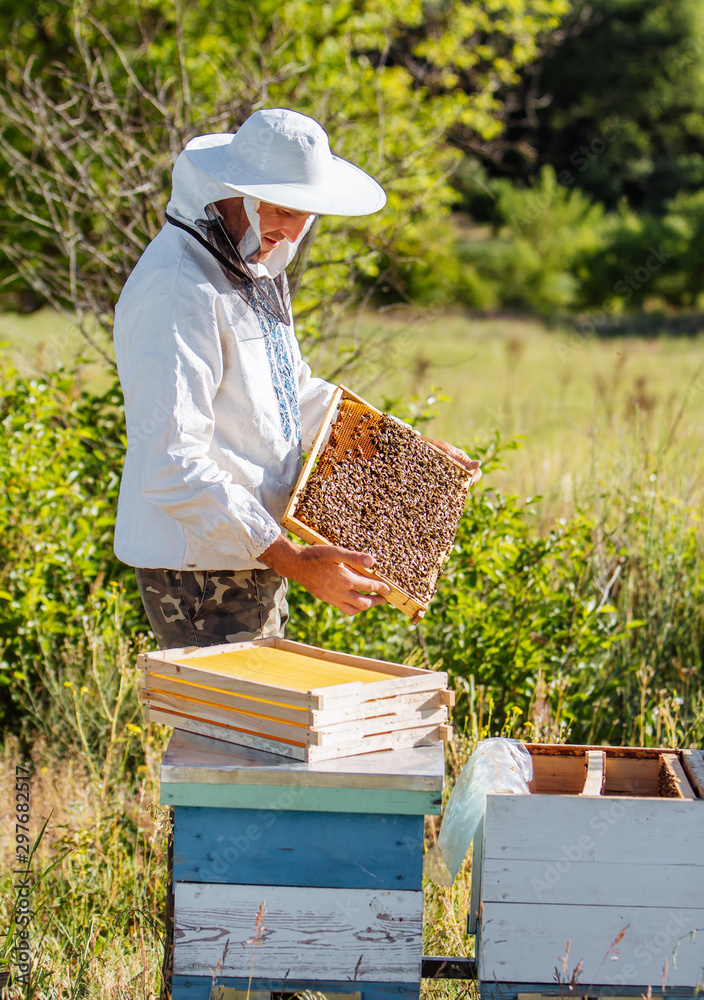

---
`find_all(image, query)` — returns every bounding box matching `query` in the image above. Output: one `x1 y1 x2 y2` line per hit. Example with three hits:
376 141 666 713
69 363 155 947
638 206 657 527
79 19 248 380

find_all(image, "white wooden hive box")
473 743 704 994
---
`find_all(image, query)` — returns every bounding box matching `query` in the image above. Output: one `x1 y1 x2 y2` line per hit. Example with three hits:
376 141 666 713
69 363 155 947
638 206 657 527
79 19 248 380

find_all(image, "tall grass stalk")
583 405 704 747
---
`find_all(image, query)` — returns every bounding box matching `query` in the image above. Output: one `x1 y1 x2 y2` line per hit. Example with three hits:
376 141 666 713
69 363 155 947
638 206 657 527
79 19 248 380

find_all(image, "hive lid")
160 728 445 792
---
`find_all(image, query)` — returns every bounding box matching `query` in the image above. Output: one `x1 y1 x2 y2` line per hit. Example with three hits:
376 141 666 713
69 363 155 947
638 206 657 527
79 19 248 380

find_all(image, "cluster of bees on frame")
294 400 473 604
658 762 681 798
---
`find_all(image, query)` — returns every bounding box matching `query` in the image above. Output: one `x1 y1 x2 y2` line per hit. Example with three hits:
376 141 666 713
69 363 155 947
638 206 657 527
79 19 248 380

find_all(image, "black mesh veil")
165 204 318 327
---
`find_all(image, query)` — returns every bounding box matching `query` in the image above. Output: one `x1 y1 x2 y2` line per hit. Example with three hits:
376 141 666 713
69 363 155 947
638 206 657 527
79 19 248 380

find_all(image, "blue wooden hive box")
161 729 445 1000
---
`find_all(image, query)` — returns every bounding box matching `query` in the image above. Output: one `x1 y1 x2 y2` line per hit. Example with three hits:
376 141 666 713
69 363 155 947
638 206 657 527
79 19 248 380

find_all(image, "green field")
345 310 704 517
6 306 704 523
0 309 113 393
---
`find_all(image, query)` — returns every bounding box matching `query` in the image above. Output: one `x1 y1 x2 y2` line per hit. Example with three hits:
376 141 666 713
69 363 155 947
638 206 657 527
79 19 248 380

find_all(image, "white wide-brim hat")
182 108 386 217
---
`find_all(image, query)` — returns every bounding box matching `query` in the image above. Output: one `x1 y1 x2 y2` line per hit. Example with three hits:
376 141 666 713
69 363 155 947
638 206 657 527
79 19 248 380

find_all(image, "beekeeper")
113 108 480 648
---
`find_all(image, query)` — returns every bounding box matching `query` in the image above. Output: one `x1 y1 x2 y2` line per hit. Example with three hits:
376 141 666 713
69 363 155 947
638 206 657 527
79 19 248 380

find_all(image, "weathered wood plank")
173 882 423 982
173 806 424 888
681 749 704 797
479 901 704 986
483 794 703 865
481 857 704 908
580 750 605 796
160 729 445 793
660 753 697 800
171 976 418 1000
161 780 442 815
210 990 361 1000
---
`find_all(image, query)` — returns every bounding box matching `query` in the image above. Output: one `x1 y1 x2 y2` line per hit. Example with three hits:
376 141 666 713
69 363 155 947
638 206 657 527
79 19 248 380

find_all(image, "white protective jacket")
113 155 335 571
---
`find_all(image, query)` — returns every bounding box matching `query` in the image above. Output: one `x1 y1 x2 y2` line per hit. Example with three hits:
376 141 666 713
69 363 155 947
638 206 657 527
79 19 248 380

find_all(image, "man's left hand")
423 438 482 485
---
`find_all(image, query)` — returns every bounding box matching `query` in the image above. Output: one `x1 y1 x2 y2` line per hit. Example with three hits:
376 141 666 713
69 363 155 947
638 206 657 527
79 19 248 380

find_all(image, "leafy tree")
0 0 569 359
473 0 704 212
458 164 607 312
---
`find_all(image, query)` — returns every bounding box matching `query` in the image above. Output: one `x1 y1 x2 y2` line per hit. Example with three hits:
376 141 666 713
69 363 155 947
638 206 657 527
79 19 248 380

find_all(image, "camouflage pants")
135 567 288 649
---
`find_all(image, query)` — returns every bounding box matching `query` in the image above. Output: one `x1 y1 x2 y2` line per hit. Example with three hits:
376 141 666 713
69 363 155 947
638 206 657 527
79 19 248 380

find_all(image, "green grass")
0 730 477 1000
345 309 704 520
0 309 113 393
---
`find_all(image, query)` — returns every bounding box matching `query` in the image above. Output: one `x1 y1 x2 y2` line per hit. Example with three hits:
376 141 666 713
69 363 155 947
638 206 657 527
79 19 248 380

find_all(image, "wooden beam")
525 742 676 759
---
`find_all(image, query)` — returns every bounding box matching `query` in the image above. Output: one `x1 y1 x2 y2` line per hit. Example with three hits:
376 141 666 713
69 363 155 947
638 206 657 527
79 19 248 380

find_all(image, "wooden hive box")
140 636 454 762
161 731 446 999
472 742 704 1000
282 385 475 624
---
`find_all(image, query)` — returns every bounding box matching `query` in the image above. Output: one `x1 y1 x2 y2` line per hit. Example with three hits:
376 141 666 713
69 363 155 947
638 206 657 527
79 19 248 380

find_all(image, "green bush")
577 207 674 311
457 167 606 313
0 364 144 723
576 189 704 313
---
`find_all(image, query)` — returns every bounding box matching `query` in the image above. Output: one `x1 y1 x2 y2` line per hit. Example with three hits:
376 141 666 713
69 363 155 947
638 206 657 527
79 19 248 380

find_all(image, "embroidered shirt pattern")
247 285 301 443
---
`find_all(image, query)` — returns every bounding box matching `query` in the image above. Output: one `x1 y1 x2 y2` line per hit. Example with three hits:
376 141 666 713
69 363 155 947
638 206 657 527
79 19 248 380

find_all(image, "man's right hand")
260 535 391 617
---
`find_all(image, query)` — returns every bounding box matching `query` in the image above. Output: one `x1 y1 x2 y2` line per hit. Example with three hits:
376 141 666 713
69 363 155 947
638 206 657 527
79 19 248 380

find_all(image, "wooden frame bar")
659 752 697 799
141 637 453 761
580 749 605 796
681 748 704 796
